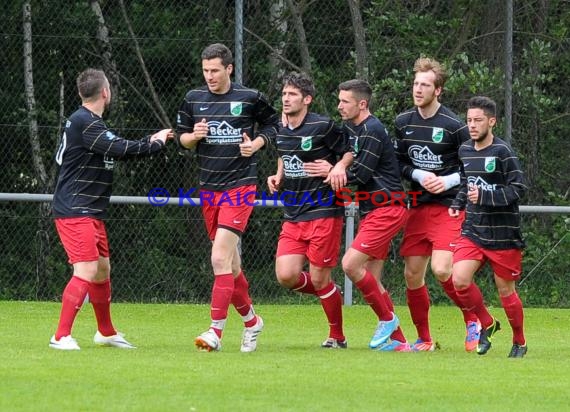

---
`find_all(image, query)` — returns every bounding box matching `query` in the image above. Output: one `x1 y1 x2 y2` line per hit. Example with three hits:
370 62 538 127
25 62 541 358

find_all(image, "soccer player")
394 57 480 352
335 79 411 351
50 68 171 350
176 43 279 352
449 96 527 358
267 72 351 348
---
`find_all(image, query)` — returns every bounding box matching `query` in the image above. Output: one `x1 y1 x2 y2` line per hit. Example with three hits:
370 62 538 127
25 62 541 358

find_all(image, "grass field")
1 301 569 411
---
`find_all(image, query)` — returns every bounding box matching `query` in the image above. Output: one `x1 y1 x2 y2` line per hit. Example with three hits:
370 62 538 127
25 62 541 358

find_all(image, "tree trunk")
89 0 123 121
23 0 52 299
267 0 289 99
23 1 48 189
286 0 311 73
524 0 549 203
118 0 172 128
347 0 368 81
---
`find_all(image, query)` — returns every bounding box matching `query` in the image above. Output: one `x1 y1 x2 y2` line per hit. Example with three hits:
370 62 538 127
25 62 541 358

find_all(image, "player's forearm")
337 152 354 168
178 132 200 150
251 136 266 153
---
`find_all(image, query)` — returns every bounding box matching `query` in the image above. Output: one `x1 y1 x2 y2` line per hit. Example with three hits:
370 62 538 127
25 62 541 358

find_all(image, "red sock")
355 271 392 321
406 285 431 342
55 276 89 340
88 279 116 337
210 273 234 337
455 283 494 328
292 271 317 295
231 271 257 328
500 291 526 345
381 291 407 343
316 282 344 341
440 276 478 323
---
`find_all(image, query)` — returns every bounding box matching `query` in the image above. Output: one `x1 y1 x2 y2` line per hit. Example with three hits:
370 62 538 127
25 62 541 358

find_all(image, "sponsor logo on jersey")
106 131 117 140
230 102 243 116
206 120 243 144
282 154 307 178
484 157 496 172
103 155 115 170
467 175 496 191
408 145 443 169
432 127 444 143
351 135 359 154
301 136 312 151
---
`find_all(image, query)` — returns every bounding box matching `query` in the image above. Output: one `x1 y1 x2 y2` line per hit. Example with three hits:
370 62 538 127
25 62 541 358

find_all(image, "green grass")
1 301 569 411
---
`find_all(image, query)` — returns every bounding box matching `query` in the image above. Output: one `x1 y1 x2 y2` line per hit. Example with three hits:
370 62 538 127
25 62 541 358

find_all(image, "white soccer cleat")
49 335 80 351
240 315 264 353
195 328 222 352
93 331 136 349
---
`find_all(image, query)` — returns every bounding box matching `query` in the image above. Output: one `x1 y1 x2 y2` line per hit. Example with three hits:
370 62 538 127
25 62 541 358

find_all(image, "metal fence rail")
2 193 568 306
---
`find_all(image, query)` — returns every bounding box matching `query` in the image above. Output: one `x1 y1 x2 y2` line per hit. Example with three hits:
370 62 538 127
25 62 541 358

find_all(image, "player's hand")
150 128 172 144
193 118 208 141
325 163 348 191
468 183 479 204
240 132 254 157
304 159 332 178
448 207 460 218
267 174 282 194
423 175 446 194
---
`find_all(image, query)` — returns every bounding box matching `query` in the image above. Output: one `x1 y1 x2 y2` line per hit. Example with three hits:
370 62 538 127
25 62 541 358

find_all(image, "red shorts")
453 237 523 280
276 216 343 268
55 217 110 264
200 185 256 240
351 206 408 260
400 203 464 256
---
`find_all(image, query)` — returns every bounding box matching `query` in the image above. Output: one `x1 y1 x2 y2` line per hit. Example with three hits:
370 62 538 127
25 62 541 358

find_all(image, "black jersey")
451 136 526 250
276 112 347 222
394 105 470 206
176 82 279 190
52 106 165 218
345 115 403 216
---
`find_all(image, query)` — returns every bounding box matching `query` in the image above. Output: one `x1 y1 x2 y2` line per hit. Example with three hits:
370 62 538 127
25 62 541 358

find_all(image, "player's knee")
431 265 452 280
211 253 231 273
404 268 423 286
452 275 470 290
341 256 358 279
275 270 298 288
311 277 330 291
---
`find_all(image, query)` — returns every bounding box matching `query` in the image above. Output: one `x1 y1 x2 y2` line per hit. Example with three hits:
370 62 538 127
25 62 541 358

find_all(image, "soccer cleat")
49 335 80 350
465 320 481 352
93 331 136 349
477 319 501 355
508 343 527 358
240 315 264 353
195 328 222 352
369 313 399 349
376 339 412 352
412 339 437 352
321 338 348 349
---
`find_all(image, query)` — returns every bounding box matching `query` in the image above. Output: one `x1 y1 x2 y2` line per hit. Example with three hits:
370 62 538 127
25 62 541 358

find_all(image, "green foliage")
2 0 569 305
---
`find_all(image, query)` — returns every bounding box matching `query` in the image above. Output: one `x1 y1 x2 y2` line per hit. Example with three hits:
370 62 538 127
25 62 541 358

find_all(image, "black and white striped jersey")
276 112 347 222
345 114 404 216
176 82 279 190
451 136 526 249
52 106 165 218
394 105 470 207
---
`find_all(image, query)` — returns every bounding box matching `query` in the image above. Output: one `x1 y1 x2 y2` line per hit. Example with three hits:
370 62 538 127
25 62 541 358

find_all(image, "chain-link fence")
2 1 569 305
